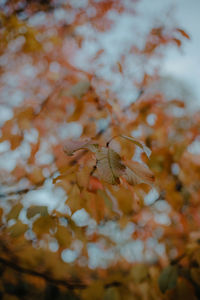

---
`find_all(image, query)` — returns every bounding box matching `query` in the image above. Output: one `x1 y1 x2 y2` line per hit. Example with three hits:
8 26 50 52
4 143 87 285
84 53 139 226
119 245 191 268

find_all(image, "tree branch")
0 256 86 290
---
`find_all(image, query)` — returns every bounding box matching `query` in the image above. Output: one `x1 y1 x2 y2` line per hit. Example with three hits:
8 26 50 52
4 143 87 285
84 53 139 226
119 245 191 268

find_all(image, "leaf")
27 205 48 219
110 186 133 214
6 203 23 221
120 135 151 158
130 264 149 283
158 265 178 293
67 80 90 100
173 38 182 47
96 147 125 185
8 220 28 238
176 28 190 39
66 184 82 213
97 189 113 210
103 287 120 300
55 225 72 247
123 160 155 186
88 176 104 193
64 139 98 156
33 216 56 237
117 62 123 73
68 100 85 122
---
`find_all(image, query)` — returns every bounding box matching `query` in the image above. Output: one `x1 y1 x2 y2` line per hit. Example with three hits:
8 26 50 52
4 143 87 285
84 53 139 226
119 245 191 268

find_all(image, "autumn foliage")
0 1 200 299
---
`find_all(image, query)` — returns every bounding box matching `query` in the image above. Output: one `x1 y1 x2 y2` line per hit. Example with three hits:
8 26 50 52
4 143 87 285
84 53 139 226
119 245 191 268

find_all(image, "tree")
0 1 199 299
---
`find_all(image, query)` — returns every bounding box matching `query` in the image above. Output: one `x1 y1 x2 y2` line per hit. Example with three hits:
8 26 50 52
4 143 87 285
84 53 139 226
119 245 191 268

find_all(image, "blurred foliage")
0 0 199 299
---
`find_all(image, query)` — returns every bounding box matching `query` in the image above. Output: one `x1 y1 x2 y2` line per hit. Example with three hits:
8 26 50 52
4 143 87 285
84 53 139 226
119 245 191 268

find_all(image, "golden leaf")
6 203 23 221
8 220 28 238
130 264 149 283
123 160 155 186
55 225 72 248
27 205 48 219
33 216 56 237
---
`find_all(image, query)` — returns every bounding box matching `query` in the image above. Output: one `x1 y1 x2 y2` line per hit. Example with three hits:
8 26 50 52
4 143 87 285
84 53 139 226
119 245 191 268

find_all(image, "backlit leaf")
8 220 28 238
6 203 23 221
96 147 125 185
176 28 190 39
27 205 48 219
120 135 151 158
55 225 72 247
123 160 155 186
64 139 98 156
33 216 56 237
130 264 149 283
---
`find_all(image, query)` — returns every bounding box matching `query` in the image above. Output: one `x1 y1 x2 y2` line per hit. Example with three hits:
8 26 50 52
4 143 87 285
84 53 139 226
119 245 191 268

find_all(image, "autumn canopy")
0 0 200 299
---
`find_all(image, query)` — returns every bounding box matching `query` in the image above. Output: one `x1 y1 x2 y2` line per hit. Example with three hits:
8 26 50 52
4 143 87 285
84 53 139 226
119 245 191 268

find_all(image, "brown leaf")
120 135 151 158
123 160 155 186
88 176 104 193
66 184 82 213
130 264 149 283
64 139 98 156
96 147 125 185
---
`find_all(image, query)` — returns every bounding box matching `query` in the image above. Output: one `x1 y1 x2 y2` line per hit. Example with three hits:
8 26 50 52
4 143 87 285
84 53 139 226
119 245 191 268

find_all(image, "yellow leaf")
55 225 72 247
6 203 23 221
27 205 48 219
130 264 149 283
33 216 56 237
8 220 28 238
66 184 82 213
120 135 151 158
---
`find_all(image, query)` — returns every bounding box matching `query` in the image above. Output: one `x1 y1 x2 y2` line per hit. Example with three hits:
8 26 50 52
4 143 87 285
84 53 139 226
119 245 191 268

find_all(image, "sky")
159 0 200 108
71 0 200 109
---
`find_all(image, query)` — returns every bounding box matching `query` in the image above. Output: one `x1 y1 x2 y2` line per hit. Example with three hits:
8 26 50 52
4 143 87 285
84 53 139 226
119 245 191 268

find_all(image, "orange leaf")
176 28 190 39
88 176 103 193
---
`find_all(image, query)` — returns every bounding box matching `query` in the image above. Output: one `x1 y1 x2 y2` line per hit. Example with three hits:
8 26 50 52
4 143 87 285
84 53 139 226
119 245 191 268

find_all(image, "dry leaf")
64 139 98 156
96 147 125 185
123 160 155 186
120 135 151 158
